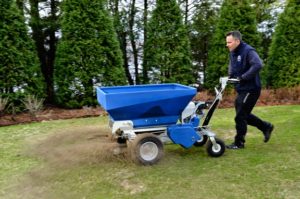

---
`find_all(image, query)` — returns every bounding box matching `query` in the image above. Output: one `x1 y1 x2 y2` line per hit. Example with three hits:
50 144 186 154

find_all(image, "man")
226 30 274 149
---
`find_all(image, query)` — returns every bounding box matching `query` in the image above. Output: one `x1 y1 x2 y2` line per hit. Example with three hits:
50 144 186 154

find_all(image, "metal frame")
109 77 237 150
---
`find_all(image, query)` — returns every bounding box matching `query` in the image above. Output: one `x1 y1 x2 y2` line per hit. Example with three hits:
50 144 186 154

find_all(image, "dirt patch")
120 179 146 195
3 126 134 199
26 125 129 168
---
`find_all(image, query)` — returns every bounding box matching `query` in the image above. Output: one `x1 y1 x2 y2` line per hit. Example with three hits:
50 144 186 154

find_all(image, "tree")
128 0 141 84
205 0 261 89
54 0 126 108
266 0 300 88
142 0 149 83
144 0 193 84
190 0 220 85
0 0 44 111
251 0 278 61
250 0 286 86
27 0 60 104
109 0 134 85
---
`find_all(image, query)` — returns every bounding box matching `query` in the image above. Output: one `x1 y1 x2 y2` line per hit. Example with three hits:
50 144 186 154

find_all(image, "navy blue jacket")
228 42 262 93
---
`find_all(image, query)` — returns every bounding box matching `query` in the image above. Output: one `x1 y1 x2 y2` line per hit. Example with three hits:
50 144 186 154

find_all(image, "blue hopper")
96 83 196 127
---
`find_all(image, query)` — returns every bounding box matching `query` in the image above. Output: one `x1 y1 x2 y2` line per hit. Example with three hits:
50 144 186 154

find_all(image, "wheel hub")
140 142 159 161
212 144 221 153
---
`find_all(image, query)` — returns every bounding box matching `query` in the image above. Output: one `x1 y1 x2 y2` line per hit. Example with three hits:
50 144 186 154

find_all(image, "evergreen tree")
28 0 61 104
251 0 278 62
205 0 261 89
251 0 284 86
190 0 220 85
0 0 44 111
144 0 193 84
55 0 126 108
109 0 134 85
266 0 300 88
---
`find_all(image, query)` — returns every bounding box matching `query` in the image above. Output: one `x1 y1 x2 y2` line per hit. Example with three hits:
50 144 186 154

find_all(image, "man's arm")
228 59 233 77
241 50 263 80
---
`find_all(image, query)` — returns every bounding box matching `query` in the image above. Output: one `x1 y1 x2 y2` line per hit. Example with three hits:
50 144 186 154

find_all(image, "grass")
0 105 300 199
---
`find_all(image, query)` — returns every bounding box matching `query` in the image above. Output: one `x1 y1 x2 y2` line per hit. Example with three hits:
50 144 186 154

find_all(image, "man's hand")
237 76 243 81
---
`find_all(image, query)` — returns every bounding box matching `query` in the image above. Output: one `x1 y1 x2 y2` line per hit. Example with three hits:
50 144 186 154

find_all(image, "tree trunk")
112 0 134 85
129 0 140 84
46 0 58 102
184 0 188 25
120 31 133 85
142 0 148 83
29 0 58 104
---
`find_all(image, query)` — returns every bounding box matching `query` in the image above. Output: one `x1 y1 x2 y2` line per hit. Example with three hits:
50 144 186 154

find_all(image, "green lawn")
1 105 299 199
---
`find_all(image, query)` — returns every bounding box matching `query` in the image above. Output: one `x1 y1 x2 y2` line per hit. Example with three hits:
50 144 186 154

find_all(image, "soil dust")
26 125 130 167
4 126 132 199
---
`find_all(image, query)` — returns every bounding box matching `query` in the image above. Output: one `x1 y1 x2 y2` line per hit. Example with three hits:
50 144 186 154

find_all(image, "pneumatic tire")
206 137 225 157
128 134 164 165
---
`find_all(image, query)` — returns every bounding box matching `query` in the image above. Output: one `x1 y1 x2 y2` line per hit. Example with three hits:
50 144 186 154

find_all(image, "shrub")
22 95 44 118
0 97 9 115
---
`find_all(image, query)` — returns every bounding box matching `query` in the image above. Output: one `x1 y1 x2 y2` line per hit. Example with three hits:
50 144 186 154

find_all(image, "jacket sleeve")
241 50 263 80
228 59 233 77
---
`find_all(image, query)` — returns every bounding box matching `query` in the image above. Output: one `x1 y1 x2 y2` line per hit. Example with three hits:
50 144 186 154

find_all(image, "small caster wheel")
206 137 225 157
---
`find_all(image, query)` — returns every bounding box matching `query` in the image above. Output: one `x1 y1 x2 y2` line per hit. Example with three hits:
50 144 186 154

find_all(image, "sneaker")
226 143 244 149
263 124 274 143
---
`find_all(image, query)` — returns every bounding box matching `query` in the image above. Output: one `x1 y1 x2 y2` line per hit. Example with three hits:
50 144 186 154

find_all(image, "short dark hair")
226 31 242 41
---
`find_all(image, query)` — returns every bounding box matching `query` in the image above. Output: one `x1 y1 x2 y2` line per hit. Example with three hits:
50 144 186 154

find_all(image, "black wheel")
193 135 208 147
206 137 225 157
128 134 164 165
117 137 127 144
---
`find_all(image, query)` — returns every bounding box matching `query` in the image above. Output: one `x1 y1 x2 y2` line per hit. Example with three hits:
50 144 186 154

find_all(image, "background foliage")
205 0 261 89
0 0 299 111
144 0 193 84
0 0 44 112
266 0 300 88
54 0 126 108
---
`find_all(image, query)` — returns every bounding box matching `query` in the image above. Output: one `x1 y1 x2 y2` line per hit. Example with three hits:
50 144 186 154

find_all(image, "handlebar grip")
227 78 240 84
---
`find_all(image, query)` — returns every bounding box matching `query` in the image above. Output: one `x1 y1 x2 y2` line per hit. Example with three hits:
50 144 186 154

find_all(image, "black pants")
234 91 269 145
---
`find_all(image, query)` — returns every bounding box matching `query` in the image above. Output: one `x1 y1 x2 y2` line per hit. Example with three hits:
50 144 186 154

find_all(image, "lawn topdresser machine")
96 77 236 165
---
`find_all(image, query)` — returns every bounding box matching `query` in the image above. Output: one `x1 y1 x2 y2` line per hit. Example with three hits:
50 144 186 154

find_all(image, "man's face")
226 35 240 52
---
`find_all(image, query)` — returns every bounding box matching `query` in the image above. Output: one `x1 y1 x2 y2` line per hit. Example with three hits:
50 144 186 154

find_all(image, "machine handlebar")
227 78 240 84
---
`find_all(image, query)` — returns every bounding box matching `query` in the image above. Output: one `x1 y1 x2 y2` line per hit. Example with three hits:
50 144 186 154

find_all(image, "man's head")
226 31 242 52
